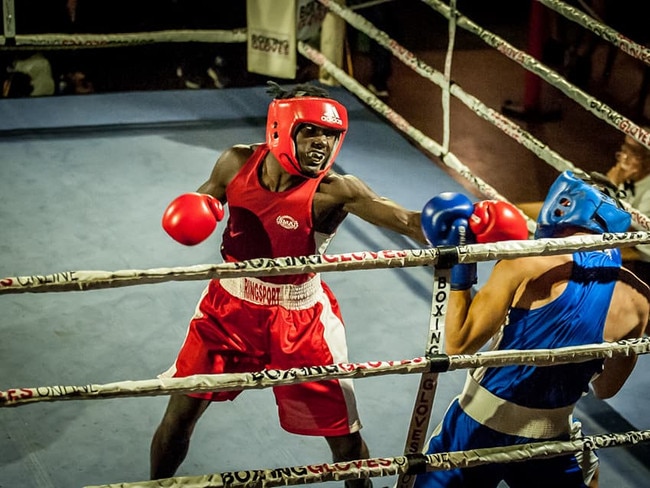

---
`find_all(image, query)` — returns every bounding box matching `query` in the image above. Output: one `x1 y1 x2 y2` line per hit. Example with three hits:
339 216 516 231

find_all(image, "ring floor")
0 85 649 488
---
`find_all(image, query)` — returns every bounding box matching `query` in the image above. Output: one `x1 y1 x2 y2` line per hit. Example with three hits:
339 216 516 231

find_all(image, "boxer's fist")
162 192 224 246
421 192 477 290
421 192 475 246
469 200 529 243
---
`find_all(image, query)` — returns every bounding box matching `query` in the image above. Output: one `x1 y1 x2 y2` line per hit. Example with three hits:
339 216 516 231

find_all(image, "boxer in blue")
415 171 650 488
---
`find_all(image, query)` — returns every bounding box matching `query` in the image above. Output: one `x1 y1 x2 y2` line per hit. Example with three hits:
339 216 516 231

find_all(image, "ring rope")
397 1 461 454
292 16 647 485
0 29 247 49
3 233 650 294
420 0 650 152
440 0 457 151
3 336 648 407
317 0 586 179
82 429 650 488
2 7 649 486
538 0 650 66
349 0 395 11
299 38 537 235
309 2 650 232
310 1 570 235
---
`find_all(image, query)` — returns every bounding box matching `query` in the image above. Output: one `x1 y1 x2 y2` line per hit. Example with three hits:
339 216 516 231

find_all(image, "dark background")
2 0 649 203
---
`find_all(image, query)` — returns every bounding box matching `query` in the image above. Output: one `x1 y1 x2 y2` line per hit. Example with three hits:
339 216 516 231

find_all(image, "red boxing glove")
469 200 529 243
162 192 224 246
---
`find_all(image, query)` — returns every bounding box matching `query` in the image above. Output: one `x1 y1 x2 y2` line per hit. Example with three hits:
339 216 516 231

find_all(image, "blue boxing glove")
421 192 477 290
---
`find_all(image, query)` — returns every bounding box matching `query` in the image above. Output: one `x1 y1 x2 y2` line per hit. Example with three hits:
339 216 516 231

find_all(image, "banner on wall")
246 0 326 79
246 0 296 79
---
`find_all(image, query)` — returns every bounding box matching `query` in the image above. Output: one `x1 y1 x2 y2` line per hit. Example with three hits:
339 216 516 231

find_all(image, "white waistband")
458 373 573 439
219 275 322 310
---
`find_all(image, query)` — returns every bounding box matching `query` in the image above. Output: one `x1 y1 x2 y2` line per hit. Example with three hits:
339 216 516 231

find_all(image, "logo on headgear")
321 105 343 125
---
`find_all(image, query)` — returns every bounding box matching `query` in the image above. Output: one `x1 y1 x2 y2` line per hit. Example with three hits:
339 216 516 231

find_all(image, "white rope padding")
300 38 539 235
312 0 535 234
421 0 650 152
440 0 457 151
0 29 247 49
310 1 650 232
1 11 647 488
3 337 648 407
538 0 650 66
3 233 650 294
2 7 649 486
0 248 436 293
83 429 650 488
349 0 394 11
316 0 584 176
310 2 636 234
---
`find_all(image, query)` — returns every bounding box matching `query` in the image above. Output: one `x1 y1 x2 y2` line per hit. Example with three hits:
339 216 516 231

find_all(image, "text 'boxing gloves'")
469 200 529 243
421 192 477 290
162 192 225 246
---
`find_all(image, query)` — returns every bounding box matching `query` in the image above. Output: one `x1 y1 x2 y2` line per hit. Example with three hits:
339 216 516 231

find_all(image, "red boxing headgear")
266 96 348 177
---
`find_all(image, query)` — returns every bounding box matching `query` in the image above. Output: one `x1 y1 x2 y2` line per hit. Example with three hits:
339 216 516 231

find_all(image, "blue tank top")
476 249 621 409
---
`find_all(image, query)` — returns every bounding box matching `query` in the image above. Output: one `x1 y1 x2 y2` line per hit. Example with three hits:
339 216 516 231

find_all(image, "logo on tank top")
321 105 343 125
276 215 299 230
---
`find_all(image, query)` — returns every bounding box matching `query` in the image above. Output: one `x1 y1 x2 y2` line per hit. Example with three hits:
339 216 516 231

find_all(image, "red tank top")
222 144 325 284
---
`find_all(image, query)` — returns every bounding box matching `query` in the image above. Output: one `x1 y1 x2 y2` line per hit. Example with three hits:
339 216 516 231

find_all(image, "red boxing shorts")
160 276 362 437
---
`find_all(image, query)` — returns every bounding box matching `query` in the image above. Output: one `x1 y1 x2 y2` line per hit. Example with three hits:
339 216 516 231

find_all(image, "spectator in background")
416 172 649 488
605 128 650 283
4 53 55 97
519 128 650 285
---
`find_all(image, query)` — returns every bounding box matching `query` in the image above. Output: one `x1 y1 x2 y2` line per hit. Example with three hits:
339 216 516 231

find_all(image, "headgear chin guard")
535 171 631 238
266 96 348 178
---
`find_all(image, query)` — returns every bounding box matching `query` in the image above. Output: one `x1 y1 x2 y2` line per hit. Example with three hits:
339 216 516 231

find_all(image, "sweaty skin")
151 120 426 485
446 250 649 399
198 128 426 244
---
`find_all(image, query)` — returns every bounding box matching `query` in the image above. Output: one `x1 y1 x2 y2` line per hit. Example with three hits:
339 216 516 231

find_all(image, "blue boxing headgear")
535 171 631 238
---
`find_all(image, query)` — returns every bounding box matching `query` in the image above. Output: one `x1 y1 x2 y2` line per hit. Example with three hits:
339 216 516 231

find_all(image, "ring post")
395 266 451 488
